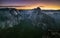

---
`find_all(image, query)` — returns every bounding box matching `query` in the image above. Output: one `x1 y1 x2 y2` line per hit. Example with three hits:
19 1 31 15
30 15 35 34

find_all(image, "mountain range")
0 7 60 31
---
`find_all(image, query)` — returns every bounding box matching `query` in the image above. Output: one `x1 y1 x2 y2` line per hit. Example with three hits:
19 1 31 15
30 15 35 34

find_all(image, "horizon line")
0 6 60 10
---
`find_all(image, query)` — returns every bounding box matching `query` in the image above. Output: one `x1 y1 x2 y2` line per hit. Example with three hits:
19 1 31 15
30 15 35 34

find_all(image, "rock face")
0 8 19 28
0 7 55 31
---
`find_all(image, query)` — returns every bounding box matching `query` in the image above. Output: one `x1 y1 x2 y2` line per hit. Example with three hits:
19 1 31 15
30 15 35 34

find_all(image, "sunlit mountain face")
0 0 60 10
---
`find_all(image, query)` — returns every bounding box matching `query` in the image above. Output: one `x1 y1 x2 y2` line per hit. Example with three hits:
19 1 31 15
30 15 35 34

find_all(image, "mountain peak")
34 7 41 10
36 7 41 10
33 7 42 14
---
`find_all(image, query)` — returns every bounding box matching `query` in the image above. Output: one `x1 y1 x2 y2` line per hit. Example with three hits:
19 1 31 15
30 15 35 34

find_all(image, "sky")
0 0 60 10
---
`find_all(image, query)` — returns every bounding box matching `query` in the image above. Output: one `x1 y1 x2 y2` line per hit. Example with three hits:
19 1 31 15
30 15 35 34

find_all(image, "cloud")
0 5 31 7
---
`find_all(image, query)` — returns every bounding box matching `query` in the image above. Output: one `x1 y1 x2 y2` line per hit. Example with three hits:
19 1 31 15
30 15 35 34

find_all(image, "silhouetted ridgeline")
0 7 58 38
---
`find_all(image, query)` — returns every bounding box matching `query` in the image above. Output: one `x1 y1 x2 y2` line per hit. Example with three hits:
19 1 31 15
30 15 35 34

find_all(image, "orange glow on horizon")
16 6 60 10
16 4 60 10
0 3 60 10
